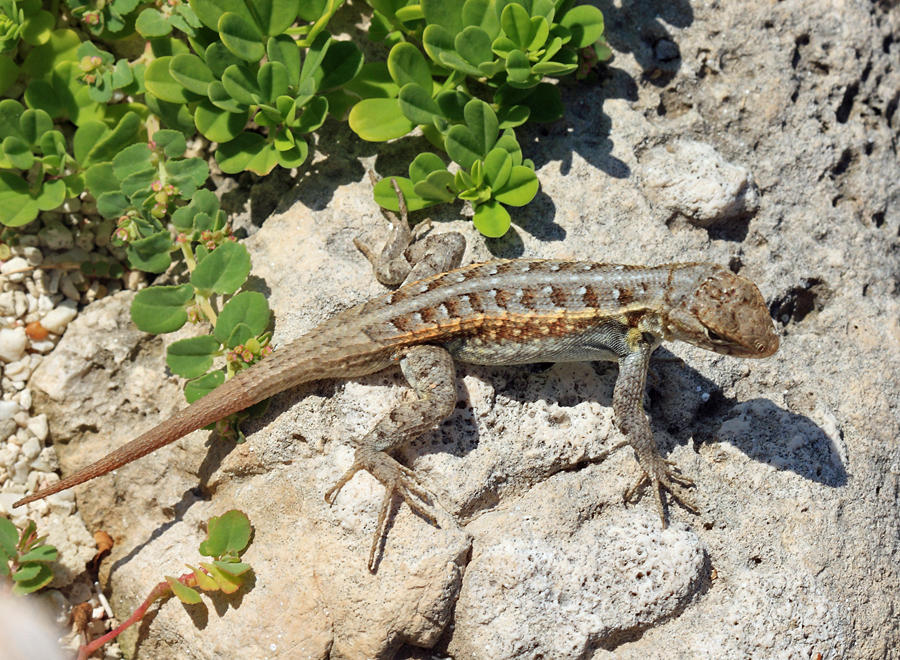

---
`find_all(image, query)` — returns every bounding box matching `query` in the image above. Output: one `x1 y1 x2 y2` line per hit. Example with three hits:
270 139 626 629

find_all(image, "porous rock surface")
20 0 899 657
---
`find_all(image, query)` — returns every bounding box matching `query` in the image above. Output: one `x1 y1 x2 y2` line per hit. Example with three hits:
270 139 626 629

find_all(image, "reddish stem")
77 572 198 660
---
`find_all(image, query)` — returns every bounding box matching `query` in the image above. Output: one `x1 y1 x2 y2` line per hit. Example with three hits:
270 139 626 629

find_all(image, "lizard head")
664 264 779 358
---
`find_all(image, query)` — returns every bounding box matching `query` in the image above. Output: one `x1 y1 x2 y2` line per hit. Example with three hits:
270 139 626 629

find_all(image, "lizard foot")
624 457 697 528
324 446 446 571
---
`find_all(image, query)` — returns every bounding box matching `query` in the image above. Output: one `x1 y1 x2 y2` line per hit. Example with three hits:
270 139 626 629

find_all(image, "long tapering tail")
13 324 389 508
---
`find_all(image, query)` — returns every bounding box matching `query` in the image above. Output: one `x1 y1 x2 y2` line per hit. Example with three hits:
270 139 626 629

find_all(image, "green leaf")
455 26 494 66
348 98 415 141
214 291 270 346
0 99 25 140
167 335 221 378
19 108 52 145
267 35 300 87
184 369 225 402
421 24 455 68
194 101 247 143
462 0 500 38
317 40 364 92
293 96 328 133
435 90 468 122
188 564 219 591
12 564 53 595
500 3 531 49
212 560 251 576
36 178 65 211
0 518 17 556
199 562 242 593
95 192 128 218
221 64 261 106
521 82 563 122
397 83 440 126
22 29 80 80
494 164 538 206
373 176 433 212
409 152 447 183
0 56 19 96
166 577 203 604
506 49 531 84
154 130 187 157
199 510 252 557
204 42 242 79
170 54 214 96
422 0 463 34
559 5 605 49
3 136 33 170
145 57 195 104
387 42 432 91
18 544 57 563
215 133 278 175
136 8 172 37
127 231 174 273
191 241 251 295
112 143 152 181
219 12 265 62
483 147 512 190
413 170 456 203
258 62 289 103
343 61 396 100
445 99 498 169
0 173 37 226
473 199 510 237
130 283 195 334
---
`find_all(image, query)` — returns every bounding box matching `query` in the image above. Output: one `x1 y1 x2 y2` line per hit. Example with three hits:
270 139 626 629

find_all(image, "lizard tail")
14 330 387 508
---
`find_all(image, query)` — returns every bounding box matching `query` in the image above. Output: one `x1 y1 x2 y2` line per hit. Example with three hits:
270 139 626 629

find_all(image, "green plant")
0 517 58 595
77 509 254 660
348 0 609 236
142 1 362 174
127 189 273 408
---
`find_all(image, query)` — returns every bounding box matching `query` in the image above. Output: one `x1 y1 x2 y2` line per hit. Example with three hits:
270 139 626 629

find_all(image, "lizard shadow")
410 348 846 509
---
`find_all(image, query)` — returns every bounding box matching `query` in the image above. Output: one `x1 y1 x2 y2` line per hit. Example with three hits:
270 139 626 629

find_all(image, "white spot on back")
612 289 620 299
576 286 587 295
549 263 561 271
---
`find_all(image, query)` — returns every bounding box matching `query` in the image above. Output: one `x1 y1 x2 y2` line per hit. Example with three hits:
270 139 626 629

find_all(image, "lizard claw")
624 457 697 528
325 446 447 571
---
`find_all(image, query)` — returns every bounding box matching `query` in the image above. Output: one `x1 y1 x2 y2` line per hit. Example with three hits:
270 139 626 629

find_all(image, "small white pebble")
60 275 80 302
26 414 48 441
29 339 56 354
47 269 61 294
0 292 13 315
21 436 41 460
0 419 16 442
0 446 16 468
22 247 43 266
15 388 31 410
0 400 19 420
12 458 29 483
5 359 32 382
40 301 78 334
13 411 28 427
0 327 26 362
0 257 29 282
13 290 27 318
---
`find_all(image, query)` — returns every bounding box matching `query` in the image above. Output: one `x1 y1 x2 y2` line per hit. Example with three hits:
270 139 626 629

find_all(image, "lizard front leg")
324 344 458 571
614 329 697 526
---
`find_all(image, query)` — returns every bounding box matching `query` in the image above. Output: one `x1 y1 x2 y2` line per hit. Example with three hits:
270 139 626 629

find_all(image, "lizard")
14 181 780 571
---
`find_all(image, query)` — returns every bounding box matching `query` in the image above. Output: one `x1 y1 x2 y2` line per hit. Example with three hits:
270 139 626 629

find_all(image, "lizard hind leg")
356 172 465 287
323 344 459 571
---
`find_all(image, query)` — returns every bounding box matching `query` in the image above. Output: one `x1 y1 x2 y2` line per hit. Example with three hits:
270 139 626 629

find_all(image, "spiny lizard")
15 183 779 570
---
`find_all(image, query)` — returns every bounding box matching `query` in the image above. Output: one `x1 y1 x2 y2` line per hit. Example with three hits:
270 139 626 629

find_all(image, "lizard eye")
705 328 726 342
